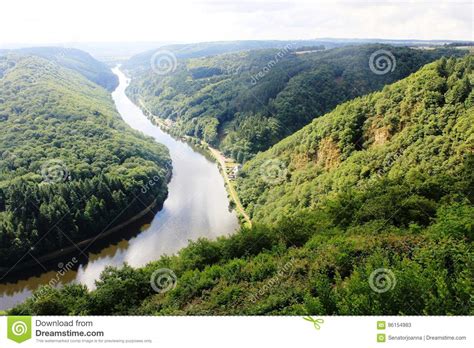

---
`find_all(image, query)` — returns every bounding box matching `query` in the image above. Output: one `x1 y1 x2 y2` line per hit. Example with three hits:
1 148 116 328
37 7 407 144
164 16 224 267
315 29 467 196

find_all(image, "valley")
5 50 472 315
0 55 238 309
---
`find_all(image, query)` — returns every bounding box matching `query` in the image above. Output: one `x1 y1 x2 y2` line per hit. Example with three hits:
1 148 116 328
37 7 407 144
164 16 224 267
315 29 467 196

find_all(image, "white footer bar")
1 316 472 347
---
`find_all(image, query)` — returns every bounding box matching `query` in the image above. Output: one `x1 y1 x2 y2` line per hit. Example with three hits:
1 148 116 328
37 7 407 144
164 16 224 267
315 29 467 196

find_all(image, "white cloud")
0 0 472 45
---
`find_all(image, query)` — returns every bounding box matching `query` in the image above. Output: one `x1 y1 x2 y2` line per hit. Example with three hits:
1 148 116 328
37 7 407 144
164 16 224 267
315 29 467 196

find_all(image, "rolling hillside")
122 39 338 75
0 53 170 267
0 47 118 90
236 55 473 223
125 44 464 161
10 55 473 316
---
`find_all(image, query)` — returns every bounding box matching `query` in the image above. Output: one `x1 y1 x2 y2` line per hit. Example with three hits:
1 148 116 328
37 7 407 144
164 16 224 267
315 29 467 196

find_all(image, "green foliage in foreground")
126 44 464 161
0 55 171 265
9 188 473 315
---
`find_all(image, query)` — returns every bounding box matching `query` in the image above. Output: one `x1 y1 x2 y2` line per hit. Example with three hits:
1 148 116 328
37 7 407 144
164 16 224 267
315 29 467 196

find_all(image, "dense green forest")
122 40 341 75
236 55 473 223
0 47 118 91
125 45 464 161
11 55 473 315
0 53 171 266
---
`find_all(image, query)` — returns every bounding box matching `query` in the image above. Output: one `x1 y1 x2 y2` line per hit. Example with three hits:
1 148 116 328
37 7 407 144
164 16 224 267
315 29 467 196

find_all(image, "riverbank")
0 199 160 275
206 146 252 227
0 67 239 310
137 99 252 227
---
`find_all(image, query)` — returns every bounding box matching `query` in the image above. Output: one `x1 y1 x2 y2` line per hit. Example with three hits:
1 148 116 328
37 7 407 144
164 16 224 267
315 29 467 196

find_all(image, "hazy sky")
0 0 472 45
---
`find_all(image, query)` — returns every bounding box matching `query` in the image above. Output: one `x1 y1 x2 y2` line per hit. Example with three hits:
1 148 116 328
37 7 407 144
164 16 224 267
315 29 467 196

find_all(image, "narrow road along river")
0 67 239 310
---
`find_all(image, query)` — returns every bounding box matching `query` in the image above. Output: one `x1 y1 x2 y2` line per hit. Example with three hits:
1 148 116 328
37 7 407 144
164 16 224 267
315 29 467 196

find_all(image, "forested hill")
122 40 337 75
11 56 473 316
125 44 464 161
237 55 473 223
0 54 171 267
0 47 118 91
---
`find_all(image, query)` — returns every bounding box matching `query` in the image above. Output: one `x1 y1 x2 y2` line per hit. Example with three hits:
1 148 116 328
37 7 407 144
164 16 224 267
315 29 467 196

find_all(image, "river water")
0 67 238 310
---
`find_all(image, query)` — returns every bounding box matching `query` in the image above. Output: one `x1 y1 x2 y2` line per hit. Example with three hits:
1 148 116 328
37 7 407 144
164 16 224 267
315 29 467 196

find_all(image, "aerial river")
0 67 238 310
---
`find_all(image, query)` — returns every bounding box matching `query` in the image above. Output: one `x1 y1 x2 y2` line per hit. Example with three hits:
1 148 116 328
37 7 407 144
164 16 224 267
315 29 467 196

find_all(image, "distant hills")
122 39 472 74
0 47 118 90
125 44 466 160
122 40 341 75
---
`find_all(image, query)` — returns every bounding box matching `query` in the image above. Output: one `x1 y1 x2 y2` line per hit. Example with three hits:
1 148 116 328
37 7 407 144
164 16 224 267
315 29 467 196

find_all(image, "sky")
0 0 472 46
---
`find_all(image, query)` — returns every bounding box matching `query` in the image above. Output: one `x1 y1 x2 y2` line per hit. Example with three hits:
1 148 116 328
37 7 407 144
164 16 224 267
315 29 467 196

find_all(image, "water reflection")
0 67 238 310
